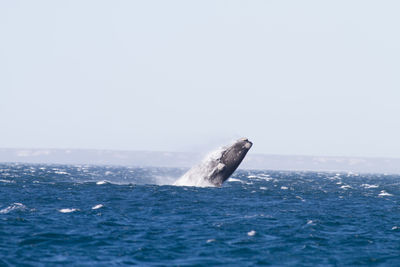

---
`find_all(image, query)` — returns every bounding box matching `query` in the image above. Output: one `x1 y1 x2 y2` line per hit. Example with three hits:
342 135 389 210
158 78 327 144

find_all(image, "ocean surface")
1 163 400 266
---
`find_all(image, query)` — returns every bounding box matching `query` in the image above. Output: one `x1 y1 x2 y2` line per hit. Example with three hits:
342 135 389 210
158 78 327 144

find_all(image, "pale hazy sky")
1 1 399 157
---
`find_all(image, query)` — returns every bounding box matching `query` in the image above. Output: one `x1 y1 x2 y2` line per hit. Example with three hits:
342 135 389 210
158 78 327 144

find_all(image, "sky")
1 1 399 158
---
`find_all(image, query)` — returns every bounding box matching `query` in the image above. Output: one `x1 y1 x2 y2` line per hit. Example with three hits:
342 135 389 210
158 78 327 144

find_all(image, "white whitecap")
247 230 256 236
361 184 379 189
281 186 288 190
92 204 103 210
59 208 78 213
54 171 68 175
0 179 15 183
378 190 393 197
0 203 26 214
228 178 244 183
96 180 108 185
340 185 352 189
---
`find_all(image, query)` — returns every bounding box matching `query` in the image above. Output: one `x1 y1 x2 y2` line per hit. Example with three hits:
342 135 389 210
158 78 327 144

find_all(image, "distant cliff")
1 148 399 174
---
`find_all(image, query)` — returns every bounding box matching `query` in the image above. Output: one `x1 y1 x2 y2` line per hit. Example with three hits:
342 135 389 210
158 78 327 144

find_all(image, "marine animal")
174 138 253 187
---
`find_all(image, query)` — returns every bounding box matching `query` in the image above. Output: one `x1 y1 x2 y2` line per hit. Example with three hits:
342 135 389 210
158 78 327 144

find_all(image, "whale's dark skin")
208 138 253 186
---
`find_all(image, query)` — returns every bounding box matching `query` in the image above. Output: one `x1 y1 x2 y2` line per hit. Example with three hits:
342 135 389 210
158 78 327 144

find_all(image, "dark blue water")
1 163 400 266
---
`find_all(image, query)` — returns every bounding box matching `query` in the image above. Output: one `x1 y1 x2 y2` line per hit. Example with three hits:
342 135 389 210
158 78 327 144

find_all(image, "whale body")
174 138 253 187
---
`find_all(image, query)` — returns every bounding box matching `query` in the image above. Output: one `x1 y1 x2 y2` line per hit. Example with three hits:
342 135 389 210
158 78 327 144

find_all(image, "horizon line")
0 147 399 161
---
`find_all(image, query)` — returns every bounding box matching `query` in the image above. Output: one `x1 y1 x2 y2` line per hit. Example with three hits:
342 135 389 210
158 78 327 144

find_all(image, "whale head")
209 138 253 186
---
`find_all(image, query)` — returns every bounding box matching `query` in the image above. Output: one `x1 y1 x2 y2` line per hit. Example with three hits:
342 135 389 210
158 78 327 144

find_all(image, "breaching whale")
174 138 253 187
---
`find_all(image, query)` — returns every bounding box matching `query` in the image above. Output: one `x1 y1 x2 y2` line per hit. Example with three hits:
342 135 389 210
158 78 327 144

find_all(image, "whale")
174 138 253 187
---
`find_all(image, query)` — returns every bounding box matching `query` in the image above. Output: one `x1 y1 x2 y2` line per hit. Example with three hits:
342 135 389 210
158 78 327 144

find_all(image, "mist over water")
2 163 400 265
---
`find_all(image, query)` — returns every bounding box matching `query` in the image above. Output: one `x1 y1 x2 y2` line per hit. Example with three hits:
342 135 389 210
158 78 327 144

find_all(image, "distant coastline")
1 148 399 174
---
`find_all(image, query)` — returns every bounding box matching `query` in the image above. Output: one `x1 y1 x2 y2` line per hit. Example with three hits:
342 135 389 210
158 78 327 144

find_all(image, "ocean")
1 163 400 266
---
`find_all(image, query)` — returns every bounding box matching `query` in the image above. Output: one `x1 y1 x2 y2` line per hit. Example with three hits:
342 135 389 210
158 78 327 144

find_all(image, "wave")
59 208 78 213
0 203 27 214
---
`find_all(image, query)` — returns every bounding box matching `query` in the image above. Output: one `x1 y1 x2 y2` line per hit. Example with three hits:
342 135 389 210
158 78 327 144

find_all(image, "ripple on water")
1 164 400 266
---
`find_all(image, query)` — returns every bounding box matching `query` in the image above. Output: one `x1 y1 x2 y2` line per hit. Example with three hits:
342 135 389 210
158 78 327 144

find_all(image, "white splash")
173 146 226 187
96 180 109 185
154 175 180 185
